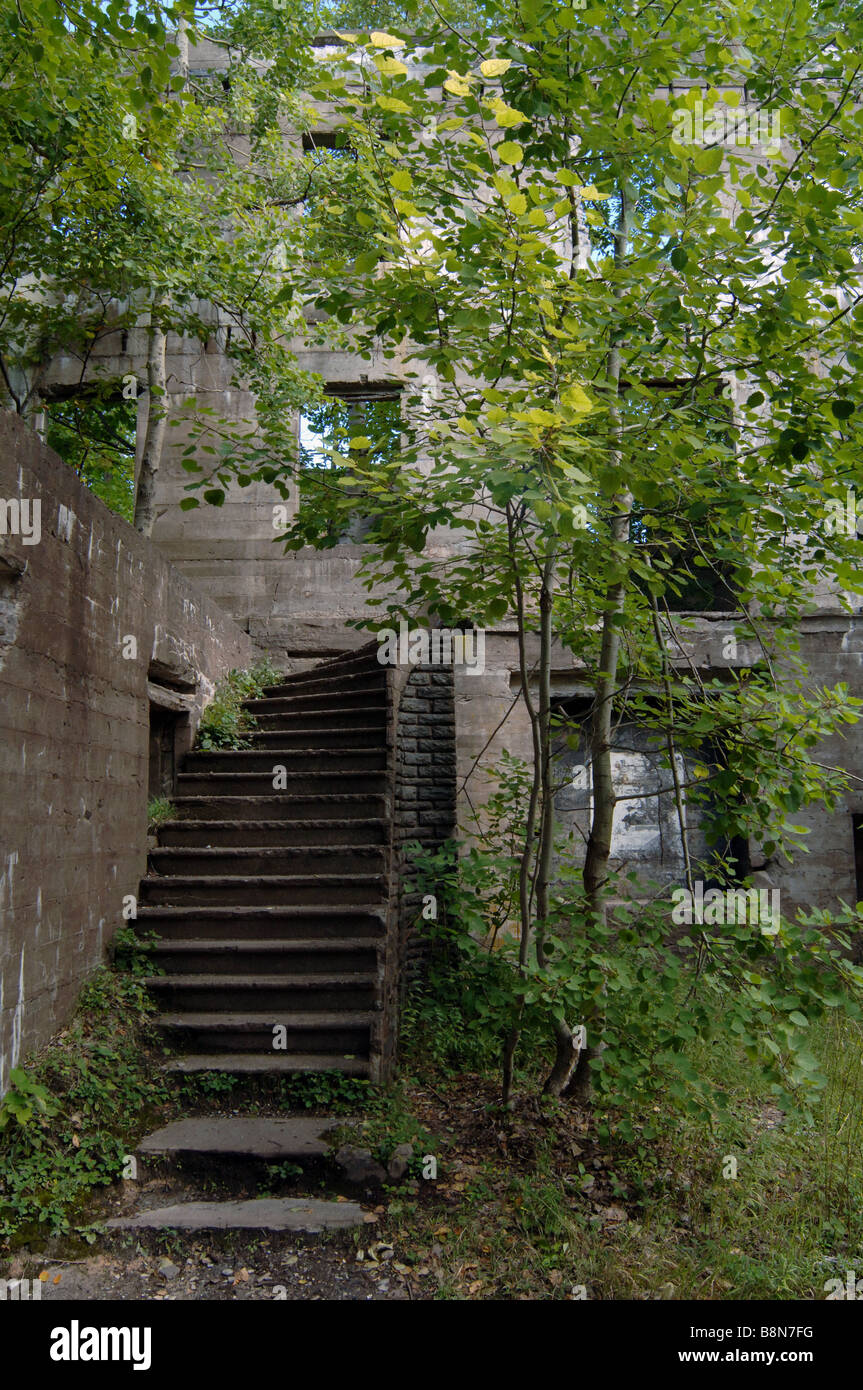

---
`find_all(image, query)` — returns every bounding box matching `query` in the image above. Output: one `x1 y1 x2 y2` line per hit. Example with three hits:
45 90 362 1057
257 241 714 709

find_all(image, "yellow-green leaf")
494 173 518 198
376 94 411 114
369 31 406 48
508 192 527 215
374 54 408 76
561 383 593 413
480 58 512 77
577 184 610 199
487 97 527 128
390 169 413 191
444 73 472 97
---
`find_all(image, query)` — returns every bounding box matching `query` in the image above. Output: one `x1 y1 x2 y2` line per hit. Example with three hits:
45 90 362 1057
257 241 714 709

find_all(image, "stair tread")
136 1115 353 1159
145 973 377 986
157 1010 374 1026
149 938 381 951
106 1196 366 1232
150 839 383 850
143 873 386 883
187 747 384 756
163 1054 370 1075
158 818 388 830
177 772 387 780
253 707 386 717
138 900 383 911
172 794 387 802
248 728 383 739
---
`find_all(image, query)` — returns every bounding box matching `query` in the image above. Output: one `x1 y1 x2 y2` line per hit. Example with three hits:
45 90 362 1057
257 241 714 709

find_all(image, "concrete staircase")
135 645 393 1084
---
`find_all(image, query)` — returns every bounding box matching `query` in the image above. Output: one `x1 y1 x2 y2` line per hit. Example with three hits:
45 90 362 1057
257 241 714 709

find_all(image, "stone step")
146 938 380 975
184 747 387 775
171 794 389 822
177 770 389 797
135 905 386 941
246 725 384 748
156 1011 372 1053
139 873 387 907
260 668 386 699
136 1115 350 1161
105 1196 365 1233
262 649 381 692
251 706 387 733
157 818 389 849
147 845 387 877
163 1053 370 1076
145 972 378 1011
244 686 385 714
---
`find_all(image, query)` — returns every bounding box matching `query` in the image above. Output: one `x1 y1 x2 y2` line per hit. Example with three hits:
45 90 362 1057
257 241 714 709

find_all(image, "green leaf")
497 141 524 164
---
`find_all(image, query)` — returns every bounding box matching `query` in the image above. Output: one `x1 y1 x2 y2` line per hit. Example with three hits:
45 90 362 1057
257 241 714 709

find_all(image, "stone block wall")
393 664 458 1001
0 413 252 1095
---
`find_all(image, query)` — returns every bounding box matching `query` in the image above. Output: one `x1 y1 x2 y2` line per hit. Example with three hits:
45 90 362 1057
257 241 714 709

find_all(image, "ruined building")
1 37 862 1093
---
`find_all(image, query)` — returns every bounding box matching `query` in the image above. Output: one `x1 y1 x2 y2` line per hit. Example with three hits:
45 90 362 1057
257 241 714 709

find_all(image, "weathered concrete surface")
136 1116 351 1160
0 413 253 1096
106 1197 365 1232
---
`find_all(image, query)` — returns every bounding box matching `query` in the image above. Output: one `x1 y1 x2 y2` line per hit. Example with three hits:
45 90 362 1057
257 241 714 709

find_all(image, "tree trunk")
501 504 543 1108
536 548 580 1096
133 292 170 537
568 183 633 1103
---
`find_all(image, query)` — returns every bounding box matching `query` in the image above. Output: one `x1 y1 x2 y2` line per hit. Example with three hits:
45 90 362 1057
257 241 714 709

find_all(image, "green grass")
146 796 175 829
379 1010 863 1299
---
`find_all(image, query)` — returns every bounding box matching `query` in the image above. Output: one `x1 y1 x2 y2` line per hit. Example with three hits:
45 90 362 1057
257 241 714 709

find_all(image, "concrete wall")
0 413 253 1095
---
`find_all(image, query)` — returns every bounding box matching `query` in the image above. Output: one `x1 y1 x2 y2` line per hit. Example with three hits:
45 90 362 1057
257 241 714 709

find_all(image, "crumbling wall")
0 413 252 1095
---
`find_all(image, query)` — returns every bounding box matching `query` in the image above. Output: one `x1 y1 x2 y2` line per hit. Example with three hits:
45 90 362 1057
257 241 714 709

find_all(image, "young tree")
256 1 863 1116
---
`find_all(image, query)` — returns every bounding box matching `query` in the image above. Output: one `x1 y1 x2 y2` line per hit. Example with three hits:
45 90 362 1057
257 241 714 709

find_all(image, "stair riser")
140 880 386 907
158 823 387 848
149 983 378 1011
185 750 387 775
251 710 386 734
171 796 388 822
159 1026 370 1054
135 913 386 941
148 849 386 877
177 774 389 796
148 947 380 975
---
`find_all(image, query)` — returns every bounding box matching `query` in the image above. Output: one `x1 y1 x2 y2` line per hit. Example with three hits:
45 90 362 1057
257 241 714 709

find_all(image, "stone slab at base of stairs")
136 1116 354 1161
105 1197 365 1233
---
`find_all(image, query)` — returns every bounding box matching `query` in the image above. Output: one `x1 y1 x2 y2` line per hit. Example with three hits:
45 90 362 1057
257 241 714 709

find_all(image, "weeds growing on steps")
146 796 175 830
195 658 282 750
